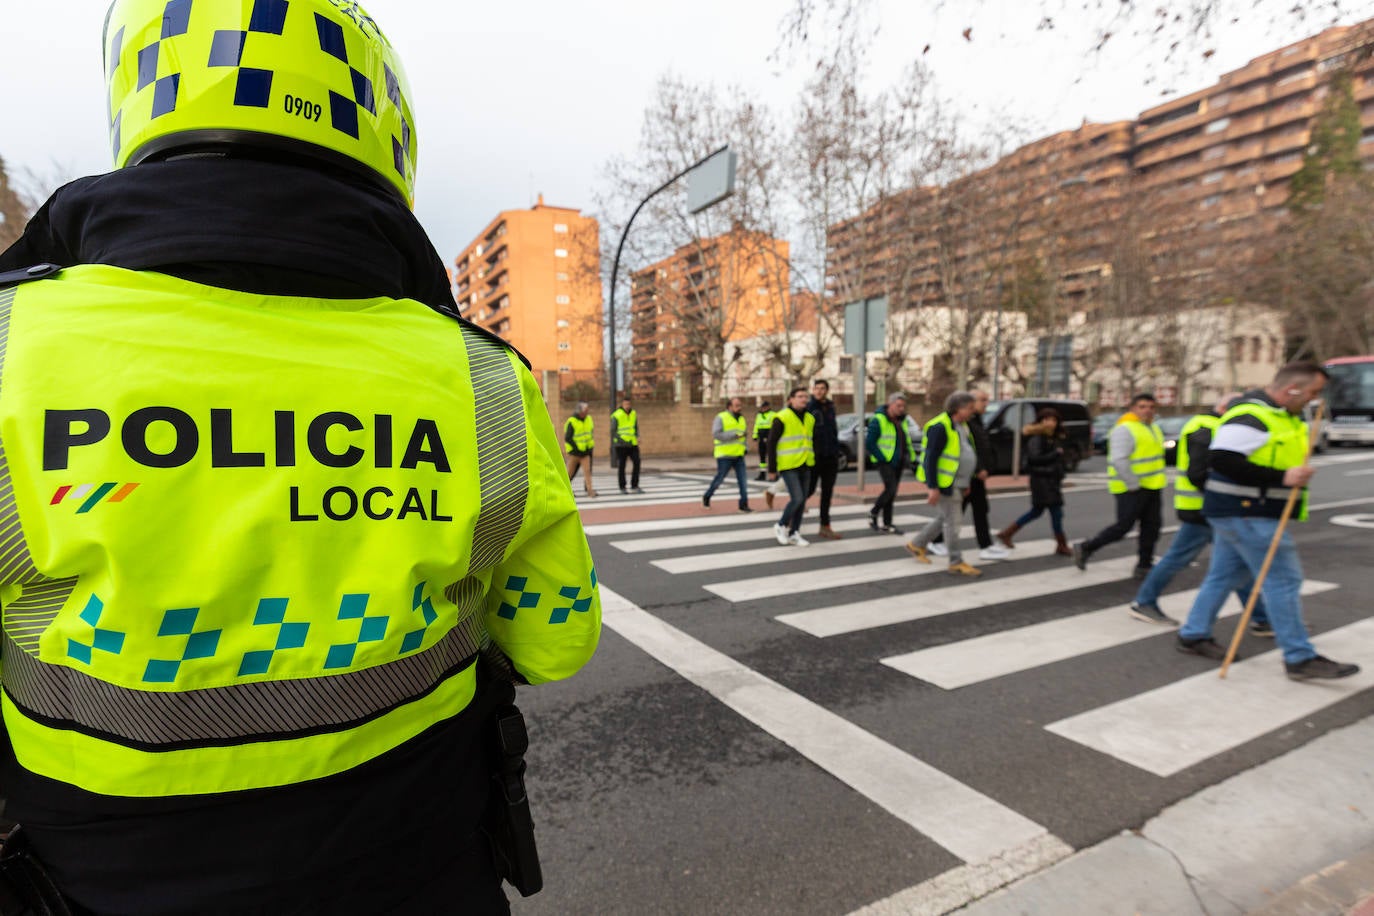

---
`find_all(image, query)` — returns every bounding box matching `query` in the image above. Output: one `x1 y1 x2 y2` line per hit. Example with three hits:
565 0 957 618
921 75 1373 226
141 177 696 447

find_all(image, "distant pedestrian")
932 389 1008 560
1073 393 1164 577
565 400 598 497
805 379 843 539
996 406 1072 556
1175 362 1358 680
704 397 753 512
867 393 914 534
1129 394 1271 629
752 400 777 481
905 392 983 577
611 395 643 494
769 387 815 546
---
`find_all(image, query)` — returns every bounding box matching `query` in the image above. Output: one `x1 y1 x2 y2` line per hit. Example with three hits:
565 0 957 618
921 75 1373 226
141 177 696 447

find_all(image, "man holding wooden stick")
1175 361 1360 681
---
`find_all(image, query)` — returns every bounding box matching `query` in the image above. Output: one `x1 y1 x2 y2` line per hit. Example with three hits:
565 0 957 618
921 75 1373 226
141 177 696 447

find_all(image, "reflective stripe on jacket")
775 408 815 471
1108 420 1166 493
1204 402 1310 521
0 265 601 798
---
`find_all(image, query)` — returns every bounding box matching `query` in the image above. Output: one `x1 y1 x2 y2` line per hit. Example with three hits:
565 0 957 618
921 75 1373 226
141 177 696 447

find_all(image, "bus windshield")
1326 360 1374 413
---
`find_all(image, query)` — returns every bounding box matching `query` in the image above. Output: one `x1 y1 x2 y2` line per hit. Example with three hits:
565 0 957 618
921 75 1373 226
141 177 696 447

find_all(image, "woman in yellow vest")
0 1 601 909
703 397 753 512
767 387 814 545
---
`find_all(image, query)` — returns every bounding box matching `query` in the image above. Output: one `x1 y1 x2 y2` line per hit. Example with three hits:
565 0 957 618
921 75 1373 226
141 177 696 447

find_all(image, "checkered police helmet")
104 0 418 206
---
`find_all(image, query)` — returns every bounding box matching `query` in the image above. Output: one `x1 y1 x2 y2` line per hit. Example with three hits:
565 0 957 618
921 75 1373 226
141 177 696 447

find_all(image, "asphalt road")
511 450 1374 916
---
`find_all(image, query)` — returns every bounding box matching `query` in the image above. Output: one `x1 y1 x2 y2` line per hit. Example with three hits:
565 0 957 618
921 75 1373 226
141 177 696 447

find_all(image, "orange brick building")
452 196 602 381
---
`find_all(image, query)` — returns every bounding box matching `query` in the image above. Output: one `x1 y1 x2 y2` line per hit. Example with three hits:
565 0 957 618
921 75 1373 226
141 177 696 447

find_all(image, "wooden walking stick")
1218 401 1325 678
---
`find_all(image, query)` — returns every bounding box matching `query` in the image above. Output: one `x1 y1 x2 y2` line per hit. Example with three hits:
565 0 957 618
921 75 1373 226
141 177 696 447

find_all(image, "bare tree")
0 155 36 252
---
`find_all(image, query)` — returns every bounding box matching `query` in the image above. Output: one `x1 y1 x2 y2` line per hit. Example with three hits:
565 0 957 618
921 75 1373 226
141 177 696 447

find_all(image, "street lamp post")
606 146 735 402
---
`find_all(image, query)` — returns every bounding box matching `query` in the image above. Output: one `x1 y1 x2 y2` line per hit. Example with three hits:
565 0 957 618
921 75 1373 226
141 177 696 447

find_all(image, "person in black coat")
997 407 1073 556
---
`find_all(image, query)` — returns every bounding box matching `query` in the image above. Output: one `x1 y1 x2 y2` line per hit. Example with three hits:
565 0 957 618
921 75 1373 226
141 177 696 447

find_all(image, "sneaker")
1072 542 1088 570
818 526 842 540
904 543 930 563
868 515 880 531
979 545 1011 561
948 561 983 577
774 524 789 546
1249 621 1275 638
1129 602 1177 626
1132 565 1152 580
789 531 810 547
1285 655 1360 681
1176 636 1232 660
883 525 905 535
739 505 754 513
620 487 629 495
633 487 645 494
702 493 710 508
765 491 775 509
929 543 949 557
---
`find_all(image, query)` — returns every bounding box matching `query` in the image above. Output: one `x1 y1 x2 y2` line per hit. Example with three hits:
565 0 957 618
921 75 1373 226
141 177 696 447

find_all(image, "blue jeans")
1135 521 1268 624
779 467 810 533
1014 504 1063 535
705 456 749 508
1179 515 1315 664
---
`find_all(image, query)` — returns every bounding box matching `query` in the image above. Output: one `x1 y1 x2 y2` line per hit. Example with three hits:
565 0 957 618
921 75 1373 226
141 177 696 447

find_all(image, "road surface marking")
650 516 931 571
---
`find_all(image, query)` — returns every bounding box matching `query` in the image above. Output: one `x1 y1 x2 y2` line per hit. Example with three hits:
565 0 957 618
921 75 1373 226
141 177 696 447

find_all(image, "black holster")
0 829 72 916
482 680 543 897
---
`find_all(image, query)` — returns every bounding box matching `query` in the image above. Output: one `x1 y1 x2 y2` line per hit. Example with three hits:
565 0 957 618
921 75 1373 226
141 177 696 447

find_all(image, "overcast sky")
4 0 1368 263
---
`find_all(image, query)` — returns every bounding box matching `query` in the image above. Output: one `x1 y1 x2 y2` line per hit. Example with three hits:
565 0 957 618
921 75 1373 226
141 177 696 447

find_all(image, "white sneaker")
774 524 790 546
979 545 1011 561
789 531 810 547
929 543 949 557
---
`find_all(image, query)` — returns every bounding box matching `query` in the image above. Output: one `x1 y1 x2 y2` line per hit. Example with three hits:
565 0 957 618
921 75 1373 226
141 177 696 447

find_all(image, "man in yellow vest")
752 400 777 481
0 1 601 910
1074 393 1165 576
1177 362 1358 680
904 392 983 577
564 401 598 497
1128 393 1270 631
611 395 642 495
703 397 753 512
866 393 914 534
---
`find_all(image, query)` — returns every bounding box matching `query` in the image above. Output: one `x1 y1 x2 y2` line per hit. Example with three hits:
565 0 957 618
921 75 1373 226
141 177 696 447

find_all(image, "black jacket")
968 413 995 475
0 159 507 914
806 396 839 459
1020 419 1065 508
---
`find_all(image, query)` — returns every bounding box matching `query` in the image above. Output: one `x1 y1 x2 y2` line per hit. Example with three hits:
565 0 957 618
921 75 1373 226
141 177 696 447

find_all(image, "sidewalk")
923 716 1374 916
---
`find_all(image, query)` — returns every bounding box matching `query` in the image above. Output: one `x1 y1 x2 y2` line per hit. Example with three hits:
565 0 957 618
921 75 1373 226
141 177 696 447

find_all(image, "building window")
556 319 570 329
559 366 571 373
838 356 854 374
1202 145 1225 160
555 295 570 305
554 248 568 258
1232 337 1245 363
553 223 568 233
1202 170 1224 184
556 272 569 281
1251 337 1261 362
1202 194 1222 207
557 342 571 351
1205 117 1231 134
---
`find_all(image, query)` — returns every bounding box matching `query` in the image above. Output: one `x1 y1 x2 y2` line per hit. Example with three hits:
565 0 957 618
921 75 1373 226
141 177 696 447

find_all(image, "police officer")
1176 362 1359 680
752 400 777 481
611 395 642 495
1074 393 1165 576
0 2 601 912
564 401 598 497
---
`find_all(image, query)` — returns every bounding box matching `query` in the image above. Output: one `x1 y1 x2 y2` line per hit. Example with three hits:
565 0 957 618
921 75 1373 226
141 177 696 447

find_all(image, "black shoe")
739 505 753 513
1072 543 1088 571
1249 621 1275 638
756 473 767 481
1285 655 1360 681
1176 636 1232 661
702 494 710 508
1132 565 1152 580
883 525 905 535
1129 602 1176 626
868 515 880 531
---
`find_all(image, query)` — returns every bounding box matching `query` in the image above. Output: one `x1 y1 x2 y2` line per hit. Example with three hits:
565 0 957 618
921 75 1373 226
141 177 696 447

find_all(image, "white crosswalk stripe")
632 514 928 562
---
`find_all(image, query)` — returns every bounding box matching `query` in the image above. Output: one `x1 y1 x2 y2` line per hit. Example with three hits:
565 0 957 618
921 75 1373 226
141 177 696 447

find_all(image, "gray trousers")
910 493 964 563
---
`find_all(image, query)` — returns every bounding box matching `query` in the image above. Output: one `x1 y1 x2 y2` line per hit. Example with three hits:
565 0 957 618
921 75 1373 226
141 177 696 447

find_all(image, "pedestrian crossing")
571 471 767 509
591 504 1367 785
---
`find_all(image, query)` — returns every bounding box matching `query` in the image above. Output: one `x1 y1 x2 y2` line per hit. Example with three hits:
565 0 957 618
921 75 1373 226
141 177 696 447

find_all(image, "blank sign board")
687 149 738 214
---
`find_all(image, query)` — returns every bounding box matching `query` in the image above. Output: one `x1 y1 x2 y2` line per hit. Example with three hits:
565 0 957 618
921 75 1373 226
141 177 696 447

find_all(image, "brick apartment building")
451 196 602 381
628 227 796 399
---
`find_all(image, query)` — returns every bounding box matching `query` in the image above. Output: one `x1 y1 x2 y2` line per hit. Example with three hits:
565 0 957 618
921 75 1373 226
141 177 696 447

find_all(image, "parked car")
1091 412 1122 455
836 411 922 472
1093 413 1192 465
981 399 1093 474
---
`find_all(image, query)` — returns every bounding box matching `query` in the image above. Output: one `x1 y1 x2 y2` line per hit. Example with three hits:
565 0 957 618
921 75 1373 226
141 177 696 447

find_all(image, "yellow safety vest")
1205 402 1311 521
775 409 815 471
611 408 637 446
1173 414 1217 511
873 412 916 464
714 412 747 458
0 265 601 798
1108 419 1166 494
565 415 594 453
752 410 776 440
917 413 961 489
